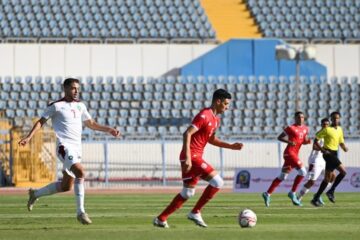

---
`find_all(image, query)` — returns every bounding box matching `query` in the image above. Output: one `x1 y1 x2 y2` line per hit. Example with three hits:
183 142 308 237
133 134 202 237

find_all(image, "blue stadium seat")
0 1 215 40
2 72 359 139
247 0 358 41
253 109 264 118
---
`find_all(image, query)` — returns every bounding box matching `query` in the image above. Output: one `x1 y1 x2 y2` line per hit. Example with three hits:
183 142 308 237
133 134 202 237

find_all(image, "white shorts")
56 143 82 178
307 155 326 181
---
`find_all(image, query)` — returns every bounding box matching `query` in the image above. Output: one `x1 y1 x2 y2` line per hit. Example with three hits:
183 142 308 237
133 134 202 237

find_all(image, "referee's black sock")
314 180 328 199
328 173 346 193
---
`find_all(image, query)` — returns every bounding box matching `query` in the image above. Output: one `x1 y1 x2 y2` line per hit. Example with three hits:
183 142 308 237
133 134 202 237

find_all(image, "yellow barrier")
0 118 57 187
201 0 261 42
0 118 12 184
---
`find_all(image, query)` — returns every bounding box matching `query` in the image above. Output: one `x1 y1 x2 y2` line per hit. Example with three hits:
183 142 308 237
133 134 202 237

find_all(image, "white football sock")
74 178 85 214
34 182 61 198
298 186 310 199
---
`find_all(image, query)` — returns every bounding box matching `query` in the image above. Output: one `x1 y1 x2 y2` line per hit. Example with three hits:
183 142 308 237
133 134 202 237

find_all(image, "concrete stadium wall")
56 140 360 187
181 39 328 78
0 43 216 78
314 44 360 77
0 43 359 79
80 140 360 168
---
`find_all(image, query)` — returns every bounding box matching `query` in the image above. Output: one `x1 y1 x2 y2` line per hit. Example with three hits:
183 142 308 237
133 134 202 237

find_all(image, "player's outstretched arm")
303 136 311 145
18 117 47 146
340 143 348 152
277 132 295 146
312 141 321 151
314 138 329 154
208 134 243 150
182 125 198 173
84 119 120 137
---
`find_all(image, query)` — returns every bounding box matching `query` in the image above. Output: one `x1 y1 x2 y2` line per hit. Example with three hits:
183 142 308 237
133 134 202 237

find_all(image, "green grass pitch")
0 192 359 240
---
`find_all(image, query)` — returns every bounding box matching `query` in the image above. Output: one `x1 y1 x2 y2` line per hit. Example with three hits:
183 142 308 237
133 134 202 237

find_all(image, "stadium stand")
0 0 216 43
1 0 359 44
247 0 360 43
1 1 360 188
1 75 359 139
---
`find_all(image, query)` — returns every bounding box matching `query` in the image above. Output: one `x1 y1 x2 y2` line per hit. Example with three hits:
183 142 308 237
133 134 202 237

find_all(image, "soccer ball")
238 209 257 228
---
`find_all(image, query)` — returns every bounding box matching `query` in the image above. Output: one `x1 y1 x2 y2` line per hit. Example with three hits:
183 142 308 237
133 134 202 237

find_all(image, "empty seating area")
0 0 215 43
1 75 359 139
247 0 360 43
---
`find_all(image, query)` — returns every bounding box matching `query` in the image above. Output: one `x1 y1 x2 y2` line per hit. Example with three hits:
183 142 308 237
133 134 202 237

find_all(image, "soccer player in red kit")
262 111 311 207
153 89 243 228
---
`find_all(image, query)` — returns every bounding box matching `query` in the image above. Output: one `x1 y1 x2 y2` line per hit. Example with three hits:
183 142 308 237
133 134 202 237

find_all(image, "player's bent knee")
277 172 288 180
340 171 347 177
298 167 307 176
73 169 85 179
209 175 224 188
325 175 332 182
180 188 195 199
61 184 72 192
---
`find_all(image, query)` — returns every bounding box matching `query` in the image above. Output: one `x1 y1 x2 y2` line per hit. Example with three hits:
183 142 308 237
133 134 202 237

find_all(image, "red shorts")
282 153 303 171
180 156 215 186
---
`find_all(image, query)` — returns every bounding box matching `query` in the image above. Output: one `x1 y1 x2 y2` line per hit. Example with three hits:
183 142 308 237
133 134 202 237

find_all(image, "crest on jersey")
201 163 208 169
200 115 205 119
208 122 212 126
77 105 81 111
68 155 73 160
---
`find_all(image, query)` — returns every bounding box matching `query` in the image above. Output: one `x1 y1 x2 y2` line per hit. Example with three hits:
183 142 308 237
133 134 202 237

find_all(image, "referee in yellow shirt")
311 112 348 207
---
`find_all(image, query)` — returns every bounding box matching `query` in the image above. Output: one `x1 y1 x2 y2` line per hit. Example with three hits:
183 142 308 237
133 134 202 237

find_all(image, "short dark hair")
63 78 80 88
212 89 231 102
330 111 341 117
295 111 304 117
321 118 330 124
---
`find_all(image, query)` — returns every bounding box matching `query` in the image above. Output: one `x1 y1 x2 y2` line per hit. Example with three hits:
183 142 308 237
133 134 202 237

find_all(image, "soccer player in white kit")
297 118 332 205
18 78 120 224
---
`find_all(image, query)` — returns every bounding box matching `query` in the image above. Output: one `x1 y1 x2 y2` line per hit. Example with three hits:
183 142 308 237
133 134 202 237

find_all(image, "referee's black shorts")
323 149 342 171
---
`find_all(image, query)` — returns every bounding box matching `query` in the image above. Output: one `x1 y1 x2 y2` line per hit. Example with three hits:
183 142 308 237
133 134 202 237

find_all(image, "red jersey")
283 124 309 156
180 108 220 159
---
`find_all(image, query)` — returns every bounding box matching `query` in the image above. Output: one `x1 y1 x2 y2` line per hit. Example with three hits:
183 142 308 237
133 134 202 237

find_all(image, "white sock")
298 187 310 200
74 178 85 214
325 182 333 192
34 182 61 198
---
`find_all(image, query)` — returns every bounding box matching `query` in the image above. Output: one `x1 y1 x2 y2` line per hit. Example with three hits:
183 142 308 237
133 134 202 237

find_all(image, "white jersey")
308 139 324 164
41 98 91 146
307 139 326 180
